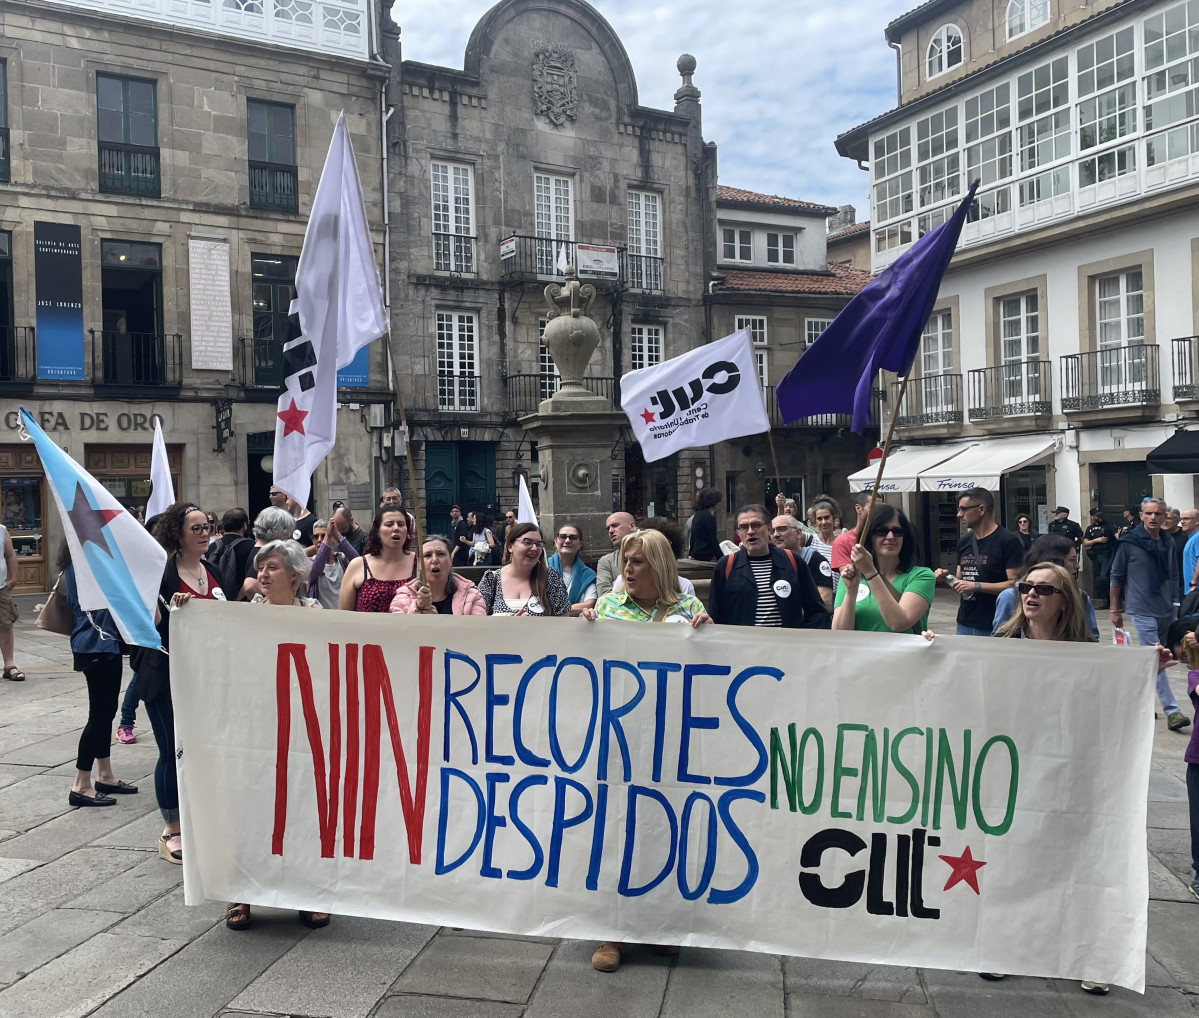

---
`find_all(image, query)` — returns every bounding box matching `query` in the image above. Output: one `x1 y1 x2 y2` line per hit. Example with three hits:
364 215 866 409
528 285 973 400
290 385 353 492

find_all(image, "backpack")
723 547 798 578
207 536 252 601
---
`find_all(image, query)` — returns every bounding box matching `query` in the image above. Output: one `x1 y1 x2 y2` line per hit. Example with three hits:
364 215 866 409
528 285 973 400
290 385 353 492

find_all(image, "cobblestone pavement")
1 590 1197 1018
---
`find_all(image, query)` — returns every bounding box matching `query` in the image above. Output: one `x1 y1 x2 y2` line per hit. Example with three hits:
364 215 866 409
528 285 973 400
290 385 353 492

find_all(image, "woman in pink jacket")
390 534 486 616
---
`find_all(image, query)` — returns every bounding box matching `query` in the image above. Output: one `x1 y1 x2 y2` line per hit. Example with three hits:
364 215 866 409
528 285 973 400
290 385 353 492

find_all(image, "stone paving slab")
111 884 226 941
376 994 526 1018
0 763 50 790
65 852 183 912
0 729 86 767
0 846 145 937
0 792 154 860
227 915 437 1018
0 856 40 883
919 973 1075 1018
787 994 933 1018
783 958 927 1004
659 949 785 1018
522 939 671 1018
0 907 122 989
393 932 554 1004
0 929 187 1018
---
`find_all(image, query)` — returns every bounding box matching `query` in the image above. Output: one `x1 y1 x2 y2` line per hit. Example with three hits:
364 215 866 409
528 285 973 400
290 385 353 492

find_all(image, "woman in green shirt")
833 504 935 634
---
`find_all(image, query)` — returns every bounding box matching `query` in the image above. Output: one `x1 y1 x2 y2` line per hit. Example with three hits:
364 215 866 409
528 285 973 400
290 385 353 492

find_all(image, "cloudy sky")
392 0 910 219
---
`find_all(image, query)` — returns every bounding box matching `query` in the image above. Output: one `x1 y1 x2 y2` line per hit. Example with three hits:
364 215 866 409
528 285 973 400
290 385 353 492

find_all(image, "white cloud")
393 0 912 219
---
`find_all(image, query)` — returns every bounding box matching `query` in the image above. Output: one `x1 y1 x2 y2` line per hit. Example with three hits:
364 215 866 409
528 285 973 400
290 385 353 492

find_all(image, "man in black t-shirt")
934 487 1023 636
771 513 835 610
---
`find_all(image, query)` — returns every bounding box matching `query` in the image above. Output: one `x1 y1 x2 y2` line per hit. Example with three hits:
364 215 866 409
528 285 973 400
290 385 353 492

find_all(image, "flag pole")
765 429 786 512
388 358 426 587
857 372 912 546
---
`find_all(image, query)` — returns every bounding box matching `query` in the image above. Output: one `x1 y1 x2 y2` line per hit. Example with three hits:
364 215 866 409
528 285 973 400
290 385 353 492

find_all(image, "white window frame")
1095 269 1146 391
805 319 834 347
999 292 1042 404
534 171 573 276
919 310 957 414
538 317 559 401
627 190 662 289
755 349 768 389
722 227 752 262
927 24 964 79
1076 27 1135 98
1006 0 1049 40
1078 83 1137 151
629 324 663 371
431 160 475 273
436 311 479 412
1016 56 1069 121
766 232 795 264
735 315 768 346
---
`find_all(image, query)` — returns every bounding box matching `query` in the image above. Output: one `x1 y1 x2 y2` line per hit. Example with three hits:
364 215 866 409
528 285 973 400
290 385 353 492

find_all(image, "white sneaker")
1080 981 1110 995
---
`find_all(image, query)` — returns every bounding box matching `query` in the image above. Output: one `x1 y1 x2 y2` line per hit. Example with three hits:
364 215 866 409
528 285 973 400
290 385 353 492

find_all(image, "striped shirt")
749 555 782 627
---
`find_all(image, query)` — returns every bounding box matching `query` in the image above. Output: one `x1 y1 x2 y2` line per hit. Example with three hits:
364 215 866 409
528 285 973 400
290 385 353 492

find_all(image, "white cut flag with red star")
619 327 770 463
273 112 388 508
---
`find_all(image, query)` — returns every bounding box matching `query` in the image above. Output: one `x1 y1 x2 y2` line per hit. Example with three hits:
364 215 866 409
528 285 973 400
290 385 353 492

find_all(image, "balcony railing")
98 141 160 197
625 253 664 292
438 372 481 412
891 374 963 428
238 335 285 392
0 127 9 183
506 373 615 415
1172 336 1199 401
968 361 1052 420
762 387 853 429
0 326 35 386
432 233 476 274
1060 343 1160 412
249 160 298 213
91 329 182 387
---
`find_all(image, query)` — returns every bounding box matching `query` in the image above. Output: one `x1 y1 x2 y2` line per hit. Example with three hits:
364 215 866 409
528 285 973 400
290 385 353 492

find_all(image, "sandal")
3 666 25 682
158 833 182 864
298 910 330 929
226 903 251 931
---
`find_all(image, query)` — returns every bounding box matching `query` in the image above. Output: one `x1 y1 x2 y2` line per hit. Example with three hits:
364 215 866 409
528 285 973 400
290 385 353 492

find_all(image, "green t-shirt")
833 565 936 633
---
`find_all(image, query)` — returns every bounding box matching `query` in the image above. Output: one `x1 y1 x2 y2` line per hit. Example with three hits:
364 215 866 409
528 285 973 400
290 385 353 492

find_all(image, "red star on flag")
939 845 986 894
277 398 309 437
640 407 656 425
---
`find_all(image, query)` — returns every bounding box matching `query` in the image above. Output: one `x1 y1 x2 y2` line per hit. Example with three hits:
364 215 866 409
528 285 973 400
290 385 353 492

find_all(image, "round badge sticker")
819 560 833 578
292 529 302 541
856 581 871 602
772 579 792 599
664 615 689 624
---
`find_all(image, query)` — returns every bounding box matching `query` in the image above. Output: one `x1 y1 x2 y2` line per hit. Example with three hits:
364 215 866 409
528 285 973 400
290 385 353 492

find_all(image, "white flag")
517 473 537 525
273 112 388 509
145 418 175 519
620 328 770 463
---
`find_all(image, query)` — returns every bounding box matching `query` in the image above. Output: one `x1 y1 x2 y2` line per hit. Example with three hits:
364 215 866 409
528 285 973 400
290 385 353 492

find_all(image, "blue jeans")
1127 611 1179 714
143 689 179 823
118 673 139 729
956 624 993 637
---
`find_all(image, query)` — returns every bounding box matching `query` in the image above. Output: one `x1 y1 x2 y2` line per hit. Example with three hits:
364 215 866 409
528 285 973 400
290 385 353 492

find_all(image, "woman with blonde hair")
585 529 710 626
994 561 1089 643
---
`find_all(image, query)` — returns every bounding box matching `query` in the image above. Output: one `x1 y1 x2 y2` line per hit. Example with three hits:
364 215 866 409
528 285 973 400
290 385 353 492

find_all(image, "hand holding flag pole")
773 181 980 545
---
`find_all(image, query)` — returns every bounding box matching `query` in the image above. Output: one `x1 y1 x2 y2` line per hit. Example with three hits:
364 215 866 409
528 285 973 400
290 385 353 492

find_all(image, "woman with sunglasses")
833 504 935 633
992 534 1099 640
547 522 597 616
477 523 570 617
995 562 1090 643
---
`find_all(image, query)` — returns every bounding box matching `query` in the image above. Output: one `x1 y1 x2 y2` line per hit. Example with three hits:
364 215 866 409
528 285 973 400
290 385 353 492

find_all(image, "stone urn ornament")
539 266 609 412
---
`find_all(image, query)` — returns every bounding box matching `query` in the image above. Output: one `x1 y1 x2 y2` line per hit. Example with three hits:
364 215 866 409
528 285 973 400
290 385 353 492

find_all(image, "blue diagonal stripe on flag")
20 408 166 648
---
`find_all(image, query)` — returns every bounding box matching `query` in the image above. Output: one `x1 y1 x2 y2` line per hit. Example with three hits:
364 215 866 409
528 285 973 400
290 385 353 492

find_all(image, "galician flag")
273 112 388 508
145 417 175 519
620 328 770 463
19 408 166 648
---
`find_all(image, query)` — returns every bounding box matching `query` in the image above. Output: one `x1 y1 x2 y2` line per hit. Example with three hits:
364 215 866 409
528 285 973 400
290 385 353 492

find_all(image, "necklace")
178 558 207 591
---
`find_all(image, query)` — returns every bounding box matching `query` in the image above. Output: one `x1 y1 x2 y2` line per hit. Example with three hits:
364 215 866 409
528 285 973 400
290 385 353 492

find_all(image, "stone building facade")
0 0 393 591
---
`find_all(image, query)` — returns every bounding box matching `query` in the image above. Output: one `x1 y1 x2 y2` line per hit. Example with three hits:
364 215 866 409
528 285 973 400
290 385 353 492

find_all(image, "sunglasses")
957 504 984 514
557 533 580 542
870 525 903 538
1016 581 1063 597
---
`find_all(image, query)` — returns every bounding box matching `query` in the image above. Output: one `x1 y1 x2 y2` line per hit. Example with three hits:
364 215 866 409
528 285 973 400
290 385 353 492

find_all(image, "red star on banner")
640 407 656 425
939 845 986 894
277 398 309 437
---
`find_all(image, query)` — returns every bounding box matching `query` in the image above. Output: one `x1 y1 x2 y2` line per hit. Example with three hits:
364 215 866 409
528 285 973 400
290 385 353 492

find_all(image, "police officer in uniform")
1082 507 1117 609
1047 505 1083 549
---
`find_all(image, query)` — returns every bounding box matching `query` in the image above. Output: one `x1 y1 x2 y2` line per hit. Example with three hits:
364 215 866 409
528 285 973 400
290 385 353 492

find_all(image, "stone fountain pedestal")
519 267 626 549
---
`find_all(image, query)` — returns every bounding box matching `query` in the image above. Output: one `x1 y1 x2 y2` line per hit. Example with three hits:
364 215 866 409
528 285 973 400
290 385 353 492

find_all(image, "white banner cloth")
172 605 1155 990
620 329 770 463
145 418 175 519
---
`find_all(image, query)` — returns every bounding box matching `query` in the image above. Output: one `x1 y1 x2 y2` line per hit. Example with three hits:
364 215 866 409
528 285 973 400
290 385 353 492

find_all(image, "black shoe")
94 779 138 795
69 790 116 807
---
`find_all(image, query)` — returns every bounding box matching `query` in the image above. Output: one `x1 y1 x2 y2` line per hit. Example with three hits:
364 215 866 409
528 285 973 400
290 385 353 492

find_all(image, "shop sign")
3 410 164 432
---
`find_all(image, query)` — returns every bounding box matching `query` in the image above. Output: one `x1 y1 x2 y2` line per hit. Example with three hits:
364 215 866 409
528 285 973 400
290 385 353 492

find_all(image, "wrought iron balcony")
249 160 298 214
891 374 963 428
505 373 615 416
1060 344 1160 412
0 326 35 388
438 372 481 412
499 235 625 285
0 127 9 183
90 329 181 388
98 141 160 197
432 233 476 274
1172 336 1199 401
238 335 285 394
625 253 664 292
967 361 1052 420
762 387 853 429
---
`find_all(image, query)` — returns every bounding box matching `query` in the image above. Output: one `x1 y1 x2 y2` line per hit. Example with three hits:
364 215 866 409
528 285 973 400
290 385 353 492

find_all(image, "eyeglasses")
870 525 903 538
736 521 766 533
957 504 984 515
189 524 212 535
516 538 544 549
556 533 580 542
1016 581 1063 597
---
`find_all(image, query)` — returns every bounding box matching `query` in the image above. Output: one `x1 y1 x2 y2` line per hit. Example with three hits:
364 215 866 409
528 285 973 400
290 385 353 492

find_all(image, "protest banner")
171 603 1155 990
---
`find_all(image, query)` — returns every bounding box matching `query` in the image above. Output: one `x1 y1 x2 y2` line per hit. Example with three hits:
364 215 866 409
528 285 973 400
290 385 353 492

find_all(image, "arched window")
1007 0 1049 39
927 24 964 78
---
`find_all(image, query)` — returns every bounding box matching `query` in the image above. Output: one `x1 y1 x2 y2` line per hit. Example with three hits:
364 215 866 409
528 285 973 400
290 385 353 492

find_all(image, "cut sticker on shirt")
819 560 833 577
773 579 792 599
856 582 871 603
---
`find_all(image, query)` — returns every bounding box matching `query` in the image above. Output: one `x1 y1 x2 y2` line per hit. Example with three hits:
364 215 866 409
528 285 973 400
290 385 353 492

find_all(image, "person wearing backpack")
708 504 830 629
208 508 255 601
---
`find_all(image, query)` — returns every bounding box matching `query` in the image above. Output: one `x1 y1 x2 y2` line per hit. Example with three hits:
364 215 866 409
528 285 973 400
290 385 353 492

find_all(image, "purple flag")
775 181 979 432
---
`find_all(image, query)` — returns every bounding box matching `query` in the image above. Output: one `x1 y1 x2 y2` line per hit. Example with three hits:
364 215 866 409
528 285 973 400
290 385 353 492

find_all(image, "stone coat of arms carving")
532 44 578 127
